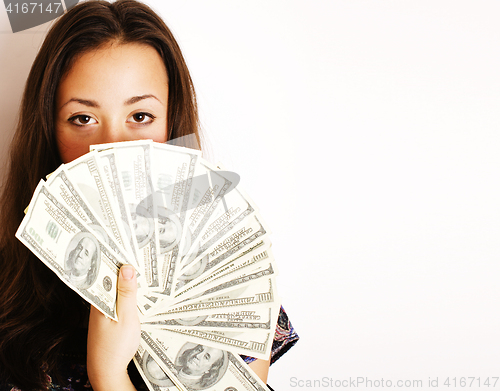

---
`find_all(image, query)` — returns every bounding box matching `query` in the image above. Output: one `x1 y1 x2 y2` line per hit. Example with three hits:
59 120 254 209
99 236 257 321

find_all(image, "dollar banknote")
62 151 131 254
174 214 271 295
149 276 278 319
94 148 140 268
134 341 179 391
143 305 279 335
150 143 199 296
174 238 272 299
152 326 274 360
92 140 160 290
181 160 234 247
140 329 270 391
45 165 132 269
175 259 278 307
16 180 121 320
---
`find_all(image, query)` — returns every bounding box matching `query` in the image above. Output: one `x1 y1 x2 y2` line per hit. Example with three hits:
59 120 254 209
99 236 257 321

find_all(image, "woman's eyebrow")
125 94 162 105
60 98 99 109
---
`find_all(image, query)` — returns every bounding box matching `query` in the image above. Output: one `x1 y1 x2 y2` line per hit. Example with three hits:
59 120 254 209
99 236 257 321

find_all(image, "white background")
1 1 500 390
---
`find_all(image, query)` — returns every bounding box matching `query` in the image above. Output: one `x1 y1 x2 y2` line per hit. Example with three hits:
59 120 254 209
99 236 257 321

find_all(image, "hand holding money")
87 264 140 391
17 140 279 391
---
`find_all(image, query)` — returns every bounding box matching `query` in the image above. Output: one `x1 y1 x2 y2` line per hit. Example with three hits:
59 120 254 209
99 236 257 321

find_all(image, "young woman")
0 1 298 390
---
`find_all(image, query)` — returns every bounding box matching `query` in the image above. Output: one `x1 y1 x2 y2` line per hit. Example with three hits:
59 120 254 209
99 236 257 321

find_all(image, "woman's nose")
98 122 132 144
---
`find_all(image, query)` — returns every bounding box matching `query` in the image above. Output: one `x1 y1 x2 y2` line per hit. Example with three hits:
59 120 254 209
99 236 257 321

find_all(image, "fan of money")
16 139 279 391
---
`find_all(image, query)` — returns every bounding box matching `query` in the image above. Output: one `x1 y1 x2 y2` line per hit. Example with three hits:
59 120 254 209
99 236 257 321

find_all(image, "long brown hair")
0 1 201 388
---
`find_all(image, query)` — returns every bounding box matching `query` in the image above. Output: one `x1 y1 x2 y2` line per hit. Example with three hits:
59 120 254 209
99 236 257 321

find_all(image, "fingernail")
121 265 135 280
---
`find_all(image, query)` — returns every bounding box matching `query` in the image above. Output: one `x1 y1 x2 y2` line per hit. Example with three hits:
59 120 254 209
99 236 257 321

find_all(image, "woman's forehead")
57 42 168 107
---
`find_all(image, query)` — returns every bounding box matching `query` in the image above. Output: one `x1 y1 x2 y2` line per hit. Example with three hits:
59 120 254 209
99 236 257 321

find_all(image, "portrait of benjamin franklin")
174 343 228 390
64 232 100 289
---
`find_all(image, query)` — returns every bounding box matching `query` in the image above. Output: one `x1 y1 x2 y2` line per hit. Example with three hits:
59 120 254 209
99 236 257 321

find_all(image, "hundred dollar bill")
16 180 120 320
151 143 199 295
45 166 97 226
45 164 132 267
61 151 132 256
47 164 154 303
181 160 234 251
92 147 156 309
174 259 278 308
153 161 231 304
193 188 255 251
174 238 272 299
174 160 241 277
92 140 159 290
133 341 179 391
151 326 274 360
149 277 277 319
178 185 258 276
175 214 270 293
142 195 268 315
94 148 140 268
140 329 270 391
144 305 279 334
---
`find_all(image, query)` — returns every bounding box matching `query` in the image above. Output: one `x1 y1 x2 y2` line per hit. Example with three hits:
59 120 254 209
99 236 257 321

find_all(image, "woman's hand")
87 265 140 391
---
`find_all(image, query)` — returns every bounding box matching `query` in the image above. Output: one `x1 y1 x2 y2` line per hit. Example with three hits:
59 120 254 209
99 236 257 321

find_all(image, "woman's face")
55 42 169 163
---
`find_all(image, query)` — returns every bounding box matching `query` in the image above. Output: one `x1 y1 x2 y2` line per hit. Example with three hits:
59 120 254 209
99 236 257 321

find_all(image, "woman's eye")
129 112 155 124
68 115 96 126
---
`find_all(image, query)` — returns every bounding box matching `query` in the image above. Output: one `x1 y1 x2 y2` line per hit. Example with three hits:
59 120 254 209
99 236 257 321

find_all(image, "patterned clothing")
0 306 298 391
242 305 300 365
